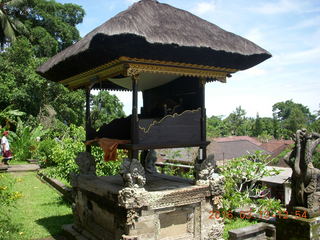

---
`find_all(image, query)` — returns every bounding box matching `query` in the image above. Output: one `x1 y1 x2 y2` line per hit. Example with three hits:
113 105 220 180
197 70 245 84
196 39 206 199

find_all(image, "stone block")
91 201 115 232
67 174 224 240
276 215 320 240
229 223 275 240
159 210 189 239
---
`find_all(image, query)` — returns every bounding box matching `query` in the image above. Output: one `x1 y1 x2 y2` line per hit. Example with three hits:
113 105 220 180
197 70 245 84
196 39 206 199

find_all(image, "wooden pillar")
131 75 139 159
199 78 207 162
85 86 92 153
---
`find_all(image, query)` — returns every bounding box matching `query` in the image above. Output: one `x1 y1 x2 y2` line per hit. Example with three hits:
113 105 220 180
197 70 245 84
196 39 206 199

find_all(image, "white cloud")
193 1 216 15
252 0 302 14
275 46 320 66
289 15 320 30
238 67 267 78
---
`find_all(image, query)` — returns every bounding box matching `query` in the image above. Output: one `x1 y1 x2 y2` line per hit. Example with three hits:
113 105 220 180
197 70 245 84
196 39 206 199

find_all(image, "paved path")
6 164 40 172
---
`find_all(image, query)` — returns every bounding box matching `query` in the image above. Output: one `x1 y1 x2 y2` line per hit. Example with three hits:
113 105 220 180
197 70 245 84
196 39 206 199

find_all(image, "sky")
57 0 320 118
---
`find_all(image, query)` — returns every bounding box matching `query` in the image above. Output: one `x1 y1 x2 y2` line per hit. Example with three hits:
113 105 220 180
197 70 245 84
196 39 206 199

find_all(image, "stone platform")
276 214 320 240
66 173 224 240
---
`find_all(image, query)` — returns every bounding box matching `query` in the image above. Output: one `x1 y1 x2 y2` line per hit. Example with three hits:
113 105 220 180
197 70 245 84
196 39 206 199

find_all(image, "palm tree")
0 0 28 49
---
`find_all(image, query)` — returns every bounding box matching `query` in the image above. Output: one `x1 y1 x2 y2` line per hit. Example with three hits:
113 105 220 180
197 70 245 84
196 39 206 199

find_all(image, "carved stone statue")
284 129 320 216
140 149 157 174
75 152 96 175
120 158 146 188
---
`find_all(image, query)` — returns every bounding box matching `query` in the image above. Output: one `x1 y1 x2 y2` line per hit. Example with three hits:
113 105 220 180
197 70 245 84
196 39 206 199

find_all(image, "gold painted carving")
67 63 125 89
58 56 238 89
119 57 237 73
124 62 231 82
127 67 142 77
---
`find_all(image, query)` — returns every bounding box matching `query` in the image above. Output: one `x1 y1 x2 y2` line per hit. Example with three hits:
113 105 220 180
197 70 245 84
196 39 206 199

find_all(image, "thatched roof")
37 0 271 83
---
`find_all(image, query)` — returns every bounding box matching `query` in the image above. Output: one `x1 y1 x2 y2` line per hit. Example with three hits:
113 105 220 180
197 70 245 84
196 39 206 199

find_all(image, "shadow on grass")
35 214 73 237
40 196 72 207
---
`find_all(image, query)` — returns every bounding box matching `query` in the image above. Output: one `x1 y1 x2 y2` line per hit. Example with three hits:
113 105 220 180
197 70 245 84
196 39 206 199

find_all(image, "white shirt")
1 136 9 152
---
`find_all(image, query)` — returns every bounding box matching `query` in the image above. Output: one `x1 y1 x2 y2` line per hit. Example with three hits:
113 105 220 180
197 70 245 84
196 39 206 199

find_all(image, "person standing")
1 131 12 164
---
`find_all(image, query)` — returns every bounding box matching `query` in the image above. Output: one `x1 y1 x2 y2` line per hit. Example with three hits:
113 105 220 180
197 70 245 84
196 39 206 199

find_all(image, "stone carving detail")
126 209 139 226
148 188 209 209
118 187 147 209
195 154 217 180
195 153 224 200
195 155 225 209
120 158 146 188
122 234 138 240
212 195 223 210
205 220 224 240
284 129 320 215
207 175 225 196
75 152 96 175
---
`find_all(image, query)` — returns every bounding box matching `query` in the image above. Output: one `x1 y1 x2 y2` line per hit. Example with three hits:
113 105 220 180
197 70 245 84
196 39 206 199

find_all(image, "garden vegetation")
0 0 320 239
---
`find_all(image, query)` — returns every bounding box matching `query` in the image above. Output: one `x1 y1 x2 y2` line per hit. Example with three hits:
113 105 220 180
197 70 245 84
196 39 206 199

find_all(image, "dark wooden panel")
138 109 201 145
142 76 201 118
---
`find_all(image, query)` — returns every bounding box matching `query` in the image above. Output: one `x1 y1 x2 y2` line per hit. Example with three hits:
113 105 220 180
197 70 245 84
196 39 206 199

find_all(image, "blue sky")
58 0 320 118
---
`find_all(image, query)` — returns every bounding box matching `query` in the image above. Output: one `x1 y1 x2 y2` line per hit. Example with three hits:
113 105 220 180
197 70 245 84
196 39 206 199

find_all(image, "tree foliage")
0 0 27 49
0 105 25 128
90 91 125 129
0 37 85 127
206 102 319 140
0 0 85 56
207 115 227 137
273 100 315 138
224 106 247 135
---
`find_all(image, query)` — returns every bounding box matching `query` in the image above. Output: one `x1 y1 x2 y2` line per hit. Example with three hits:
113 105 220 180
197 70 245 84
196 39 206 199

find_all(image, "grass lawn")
9 172 73 239
223 218 257 239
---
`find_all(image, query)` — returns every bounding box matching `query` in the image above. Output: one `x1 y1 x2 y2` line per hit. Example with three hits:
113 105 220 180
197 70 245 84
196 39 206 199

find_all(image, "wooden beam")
199 78 207 161
85 86 92 153
131 75 139 159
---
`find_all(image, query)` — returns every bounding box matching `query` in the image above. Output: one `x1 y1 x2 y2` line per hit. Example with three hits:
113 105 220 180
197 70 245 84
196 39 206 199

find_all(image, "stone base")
67 173 224 240
276 215 320 240
229 223 275 240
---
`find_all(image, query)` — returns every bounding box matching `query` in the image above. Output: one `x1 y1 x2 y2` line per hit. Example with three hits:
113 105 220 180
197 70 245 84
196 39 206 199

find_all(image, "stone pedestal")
65 173 224 240
276 215 320 240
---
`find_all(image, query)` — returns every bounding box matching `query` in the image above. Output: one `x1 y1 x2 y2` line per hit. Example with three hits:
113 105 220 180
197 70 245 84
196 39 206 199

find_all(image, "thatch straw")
37 0 271 82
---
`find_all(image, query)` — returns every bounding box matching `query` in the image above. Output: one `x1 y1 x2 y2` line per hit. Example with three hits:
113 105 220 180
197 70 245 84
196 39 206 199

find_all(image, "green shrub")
41 125 125 183
46 136 84 181
9 119 48 161
34 138 59 166
219 151 282 213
